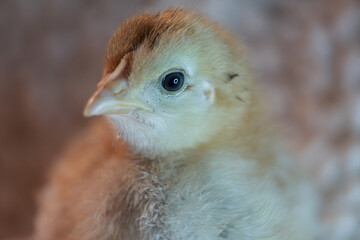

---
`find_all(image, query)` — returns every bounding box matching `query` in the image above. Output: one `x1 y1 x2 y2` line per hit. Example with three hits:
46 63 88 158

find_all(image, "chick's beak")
84 58 152 117
83 76 151 117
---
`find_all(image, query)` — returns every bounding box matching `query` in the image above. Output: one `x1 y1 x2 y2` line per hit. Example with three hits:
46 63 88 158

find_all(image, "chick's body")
34 9 318 240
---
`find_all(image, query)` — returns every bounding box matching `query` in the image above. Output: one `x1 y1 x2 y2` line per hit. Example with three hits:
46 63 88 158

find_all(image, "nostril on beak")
114 88 126 96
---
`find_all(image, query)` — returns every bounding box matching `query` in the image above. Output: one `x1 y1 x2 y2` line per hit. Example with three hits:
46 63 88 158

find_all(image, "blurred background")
0 0 359 239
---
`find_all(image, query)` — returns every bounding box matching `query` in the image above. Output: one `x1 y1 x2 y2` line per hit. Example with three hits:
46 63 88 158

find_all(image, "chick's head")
84 9 253 156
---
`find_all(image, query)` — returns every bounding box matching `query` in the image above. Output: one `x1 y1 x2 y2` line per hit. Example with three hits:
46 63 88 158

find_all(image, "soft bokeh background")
0 0 359 239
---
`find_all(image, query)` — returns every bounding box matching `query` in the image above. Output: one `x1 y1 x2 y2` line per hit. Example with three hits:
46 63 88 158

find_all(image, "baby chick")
34 9 318 240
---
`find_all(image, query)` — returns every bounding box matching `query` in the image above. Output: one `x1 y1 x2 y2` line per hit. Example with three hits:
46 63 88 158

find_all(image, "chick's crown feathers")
104 9 191 77
103 9 238 79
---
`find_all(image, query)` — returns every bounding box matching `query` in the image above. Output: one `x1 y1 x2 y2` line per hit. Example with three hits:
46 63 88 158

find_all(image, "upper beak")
83 77 151 117
84 58 152 117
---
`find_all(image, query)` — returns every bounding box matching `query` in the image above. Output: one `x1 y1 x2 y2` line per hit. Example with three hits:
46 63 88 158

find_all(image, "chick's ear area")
202 81 215 104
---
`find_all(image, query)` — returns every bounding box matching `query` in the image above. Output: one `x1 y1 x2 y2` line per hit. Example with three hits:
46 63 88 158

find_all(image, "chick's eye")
161 72 184 92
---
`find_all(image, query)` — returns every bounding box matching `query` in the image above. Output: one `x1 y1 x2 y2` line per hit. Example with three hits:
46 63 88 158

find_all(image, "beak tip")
83 110 90 117
83 109 91 117
83 104 97 117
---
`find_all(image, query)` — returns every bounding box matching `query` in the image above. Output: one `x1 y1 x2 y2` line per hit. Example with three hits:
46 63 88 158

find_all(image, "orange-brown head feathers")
104 10 194 76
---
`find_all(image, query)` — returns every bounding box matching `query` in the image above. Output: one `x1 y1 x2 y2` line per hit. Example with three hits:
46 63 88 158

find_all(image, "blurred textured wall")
0 0 359 239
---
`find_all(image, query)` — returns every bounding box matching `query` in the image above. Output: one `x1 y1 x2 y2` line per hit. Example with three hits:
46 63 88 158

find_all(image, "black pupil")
162 72 184 92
